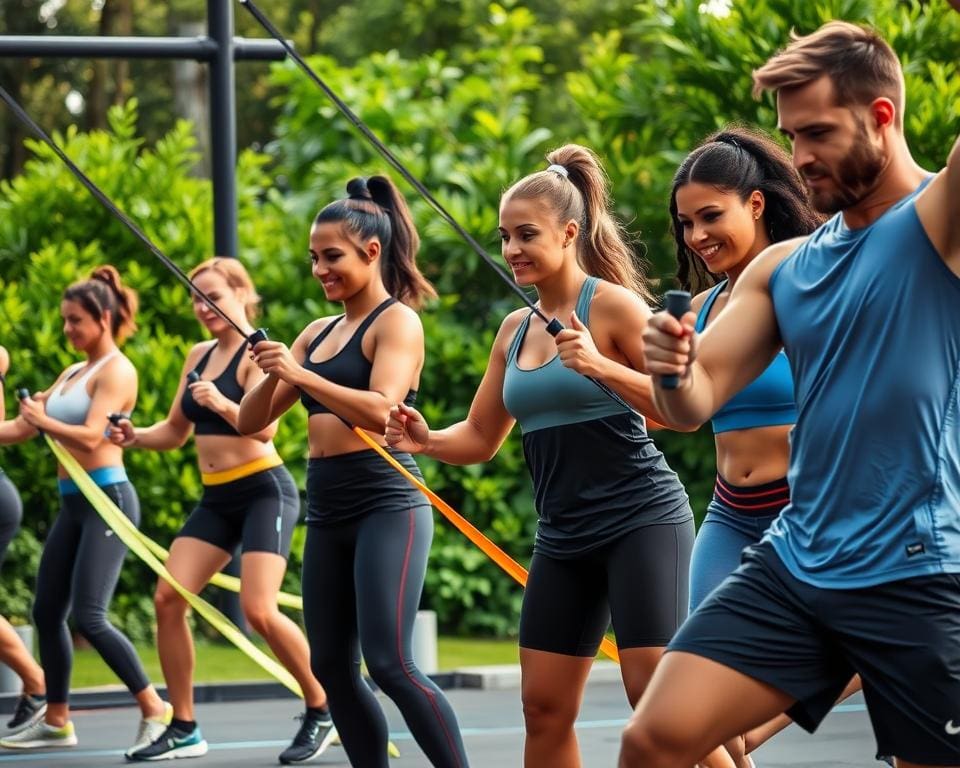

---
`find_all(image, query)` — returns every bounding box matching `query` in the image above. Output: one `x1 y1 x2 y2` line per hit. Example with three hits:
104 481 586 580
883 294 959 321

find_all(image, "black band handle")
662 290 692 390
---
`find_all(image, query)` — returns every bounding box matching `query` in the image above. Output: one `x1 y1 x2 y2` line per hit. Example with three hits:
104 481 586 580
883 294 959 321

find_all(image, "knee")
31 598 60 631
154 583 187 620
521 691 578 736
365 652 408 695
72 606 109 640
619 717 689 768
619 720 661 768
241 602 277 637
309 645 357 689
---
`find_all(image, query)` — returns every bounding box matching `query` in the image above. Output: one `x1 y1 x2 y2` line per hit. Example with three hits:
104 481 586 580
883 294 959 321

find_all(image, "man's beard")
805 127 886 214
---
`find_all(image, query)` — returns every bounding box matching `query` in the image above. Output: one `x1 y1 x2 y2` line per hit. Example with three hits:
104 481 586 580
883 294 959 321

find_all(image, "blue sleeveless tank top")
695 280 796 433
767 177 960 588
502 276 690 558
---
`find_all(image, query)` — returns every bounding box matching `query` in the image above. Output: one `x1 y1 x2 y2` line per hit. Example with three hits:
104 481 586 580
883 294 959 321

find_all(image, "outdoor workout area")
0 1 957 767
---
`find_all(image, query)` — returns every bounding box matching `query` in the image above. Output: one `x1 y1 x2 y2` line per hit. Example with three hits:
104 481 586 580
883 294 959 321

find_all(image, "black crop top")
299 298 417 416
180 343 246 436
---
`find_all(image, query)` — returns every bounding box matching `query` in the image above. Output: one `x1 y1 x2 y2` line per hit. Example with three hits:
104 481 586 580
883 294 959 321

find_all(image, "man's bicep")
696 271 782 406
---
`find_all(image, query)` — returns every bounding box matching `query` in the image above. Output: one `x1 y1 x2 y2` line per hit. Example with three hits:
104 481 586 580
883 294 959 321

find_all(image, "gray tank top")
45 352 118 425
502 277 690 558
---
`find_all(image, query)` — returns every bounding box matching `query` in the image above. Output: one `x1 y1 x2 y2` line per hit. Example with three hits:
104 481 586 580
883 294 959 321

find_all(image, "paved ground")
0 684 885 767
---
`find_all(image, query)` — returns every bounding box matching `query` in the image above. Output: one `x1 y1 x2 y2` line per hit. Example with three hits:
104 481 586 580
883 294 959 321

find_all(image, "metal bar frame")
0 3 289 256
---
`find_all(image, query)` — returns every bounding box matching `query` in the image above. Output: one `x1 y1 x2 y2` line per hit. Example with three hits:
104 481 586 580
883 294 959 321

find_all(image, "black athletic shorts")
178 465 300 558
519 520 694 656
669 539 960 764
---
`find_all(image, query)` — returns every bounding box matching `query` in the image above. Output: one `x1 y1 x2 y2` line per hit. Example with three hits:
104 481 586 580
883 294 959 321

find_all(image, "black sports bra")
180 343 246 436
299 298 417 416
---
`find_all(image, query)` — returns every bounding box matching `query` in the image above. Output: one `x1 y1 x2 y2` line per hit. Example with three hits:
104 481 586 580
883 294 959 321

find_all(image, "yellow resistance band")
349 429 622 664
50 438 400 757
48 437 303 694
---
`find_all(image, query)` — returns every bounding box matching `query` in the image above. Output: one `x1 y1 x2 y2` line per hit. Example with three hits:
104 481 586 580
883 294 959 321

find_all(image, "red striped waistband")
714 475 789 516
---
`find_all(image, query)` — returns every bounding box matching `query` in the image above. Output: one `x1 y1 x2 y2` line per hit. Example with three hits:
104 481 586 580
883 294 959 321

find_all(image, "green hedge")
1 0 957 639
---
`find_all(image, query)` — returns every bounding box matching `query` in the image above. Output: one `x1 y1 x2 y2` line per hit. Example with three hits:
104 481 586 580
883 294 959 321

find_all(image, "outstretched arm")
21 358 137 452
386 311 523 465
643 241 799 429
553 283 694 430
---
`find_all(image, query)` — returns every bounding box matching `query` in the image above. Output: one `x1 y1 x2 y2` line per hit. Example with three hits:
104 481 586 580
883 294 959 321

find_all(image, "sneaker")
278 711 337 764
5 694 47 732
0 718 77 749
126 722 208 761
125 703 174 758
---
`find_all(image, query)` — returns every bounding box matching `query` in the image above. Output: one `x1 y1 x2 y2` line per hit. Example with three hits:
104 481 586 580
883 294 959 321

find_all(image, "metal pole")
0 36 286 61
208 0 238 258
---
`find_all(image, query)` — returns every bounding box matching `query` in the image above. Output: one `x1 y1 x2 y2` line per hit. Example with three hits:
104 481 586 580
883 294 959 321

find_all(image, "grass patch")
68 636 520 688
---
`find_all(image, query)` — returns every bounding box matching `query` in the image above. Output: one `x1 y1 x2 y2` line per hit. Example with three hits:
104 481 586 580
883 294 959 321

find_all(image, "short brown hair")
752 21 903 124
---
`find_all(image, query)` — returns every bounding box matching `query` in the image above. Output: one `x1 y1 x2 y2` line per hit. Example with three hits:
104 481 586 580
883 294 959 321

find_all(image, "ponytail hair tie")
546 163 569 179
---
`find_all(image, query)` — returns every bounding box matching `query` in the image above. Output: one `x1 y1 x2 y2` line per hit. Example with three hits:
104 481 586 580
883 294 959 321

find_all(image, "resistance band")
0 76 620 664
44 440 402 757
46 436 302 694
239 0 639 419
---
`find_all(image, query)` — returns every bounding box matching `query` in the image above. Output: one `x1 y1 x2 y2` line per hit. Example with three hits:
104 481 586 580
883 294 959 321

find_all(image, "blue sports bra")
695 280 796 433
300 298 417 416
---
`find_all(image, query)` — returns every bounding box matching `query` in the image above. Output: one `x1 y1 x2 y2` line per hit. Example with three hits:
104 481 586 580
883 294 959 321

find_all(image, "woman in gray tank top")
386 145 726 768
0 268 169 754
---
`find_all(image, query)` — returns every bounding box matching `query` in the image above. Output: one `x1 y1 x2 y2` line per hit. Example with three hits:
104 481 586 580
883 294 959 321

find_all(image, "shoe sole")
6 703 49 735
279 726 338 764
0 736 78 749
127 741 209 761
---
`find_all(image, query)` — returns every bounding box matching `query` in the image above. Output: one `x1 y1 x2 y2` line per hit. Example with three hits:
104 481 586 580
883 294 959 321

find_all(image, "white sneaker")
125 702 174 758
0 718 78 749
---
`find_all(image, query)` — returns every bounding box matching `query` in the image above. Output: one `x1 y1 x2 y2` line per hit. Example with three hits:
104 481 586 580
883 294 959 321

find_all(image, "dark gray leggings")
0 470 23 571
32 481 150 703
302 506 468 768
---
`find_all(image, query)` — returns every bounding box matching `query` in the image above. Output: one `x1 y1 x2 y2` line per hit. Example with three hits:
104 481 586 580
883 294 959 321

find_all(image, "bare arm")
118 346 203 450
238 323 318 435
554 283 695 431
23 356 137 452
643 240 801 429
296 306 426 432
0 345 8 422
386 311 524 465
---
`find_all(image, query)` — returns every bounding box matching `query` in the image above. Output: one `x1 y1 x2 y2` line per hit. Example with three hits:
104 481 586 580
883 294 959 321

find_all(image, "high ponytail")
670 124 824 294
63 264 139 343
504 144 653 303
314 176 437 310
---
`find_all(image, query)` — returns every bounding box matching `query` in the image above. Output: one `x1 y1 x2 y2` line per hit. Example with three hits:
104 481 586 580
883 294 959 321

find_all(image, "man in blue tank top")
620 12 960 768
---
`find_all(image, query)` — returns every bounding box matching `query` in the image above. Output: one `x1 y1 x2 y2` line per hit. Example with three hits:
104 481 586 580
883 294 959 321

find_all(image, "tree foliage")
1 0 958 640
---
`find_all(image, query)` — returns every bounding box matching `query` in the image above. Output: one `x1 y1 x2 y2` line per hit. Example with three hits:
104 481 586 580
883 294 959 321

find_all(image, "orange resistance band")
349 427 621 664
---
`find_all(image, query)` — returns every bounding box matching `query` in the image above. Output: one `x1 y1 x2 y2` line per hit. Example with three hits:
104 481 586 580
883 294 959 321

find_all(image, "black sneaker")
126 722 208 761
6 694 47 732
278 711 337 764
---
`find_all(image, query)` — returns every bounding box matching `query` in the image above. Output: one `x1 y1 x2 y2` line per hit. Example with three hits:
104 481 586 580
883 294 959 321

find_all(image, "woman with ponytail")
0 267 170 753
0 345 47 736
109 257 332 764
386 145 698 768
239 176 468 768
668 127 874 767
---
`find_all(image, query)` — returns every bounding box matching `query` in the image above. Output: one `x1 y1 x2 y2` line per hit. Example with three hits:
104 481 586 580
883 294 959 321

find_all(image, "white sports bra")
45 352 118 426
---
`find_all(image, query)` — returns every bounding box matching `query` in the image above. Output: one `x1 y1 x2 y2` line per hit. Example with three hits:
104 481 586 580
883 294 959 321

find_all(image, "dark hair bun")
346 177 371 200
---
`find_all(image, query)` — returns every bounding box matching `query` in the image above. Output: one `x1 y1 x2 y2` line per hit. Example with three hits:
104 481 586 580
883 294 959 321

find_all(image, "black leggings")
32 482 151 703
302 507 468 768
0 470 23 571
